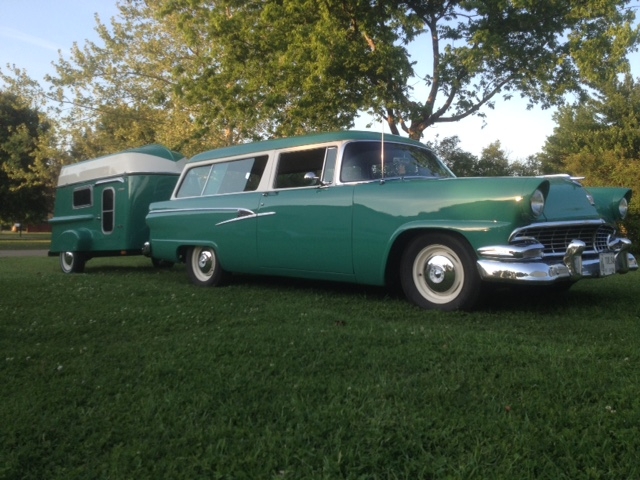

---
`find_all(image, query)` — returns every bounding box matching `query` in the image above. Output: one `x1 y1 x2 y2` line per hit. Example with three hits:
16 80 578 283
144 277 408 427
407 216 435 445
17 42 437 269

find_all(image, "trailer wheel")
186 246 227 286
400 233 480 311
60 251 86 274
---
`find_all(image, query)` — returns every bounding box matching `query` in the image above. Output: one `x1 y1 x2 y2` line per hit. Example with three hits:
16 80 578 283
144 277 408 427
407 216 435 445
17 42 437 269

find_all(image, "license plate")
599 252 616 276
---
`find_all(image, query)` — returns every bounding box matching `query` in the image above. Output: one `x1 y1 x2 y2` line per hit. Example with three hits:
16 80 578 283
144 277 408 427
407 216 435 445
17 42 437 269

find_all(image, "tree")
3 0 638 157
0 91 56 225
541 73 640 174
427 135 478 176
160 0 640 140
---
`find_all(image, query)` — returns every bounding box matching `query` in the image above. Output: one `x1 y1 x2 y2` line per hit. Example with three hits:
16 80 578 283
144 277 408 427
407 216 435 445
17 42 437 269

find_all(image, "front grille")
511 223 615 256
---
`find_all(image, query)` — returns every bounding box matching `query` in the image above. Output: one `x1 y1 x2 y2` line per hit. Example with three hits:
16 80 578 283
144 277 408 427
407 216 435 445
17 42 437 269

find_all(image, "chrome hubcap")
197 250 213 274
424 255 456 293
63 252 74 266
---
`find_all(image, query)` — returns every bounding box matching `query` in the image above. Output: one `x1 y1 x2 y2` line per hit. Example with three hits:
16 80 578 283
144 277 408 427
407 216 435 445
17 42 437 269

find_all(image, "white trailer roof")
57 145 187 187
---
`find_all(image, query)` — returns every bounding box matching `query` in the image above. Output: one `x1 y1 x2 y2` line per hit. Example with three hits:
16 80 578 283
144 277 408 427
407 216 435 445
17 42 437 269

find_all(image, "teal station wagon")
144 131 637 311
49 144 186 273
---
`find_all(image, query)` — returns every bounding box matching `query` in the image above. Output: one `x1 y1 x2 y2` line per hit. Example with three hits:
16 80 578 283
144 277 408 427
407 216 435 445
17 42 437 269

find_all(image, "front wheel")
186 246 228 287
400 233 480 311
60 251 86 274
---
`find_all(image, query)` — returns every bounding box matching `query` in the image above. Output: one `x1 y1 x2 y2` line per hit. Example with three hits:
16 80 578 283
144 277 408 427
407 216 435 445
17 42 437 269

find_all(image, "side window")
176 165 211 198
204 156 268 195
275 147 328 189
175 156 268 198
73 186 92 208
322 147 337 184
102 188 115 234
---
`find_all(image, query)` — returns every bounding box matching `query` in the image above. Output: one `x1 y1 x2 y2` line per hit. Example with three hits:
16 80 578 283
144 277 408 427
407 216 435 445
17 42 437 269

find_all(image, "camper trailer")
49 144 186 273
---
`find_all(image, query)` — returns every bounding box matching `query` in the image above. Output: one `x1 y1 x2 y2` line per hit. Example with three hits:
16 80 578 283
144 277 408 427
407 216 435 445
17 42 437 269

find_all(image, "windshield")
340 141 455 183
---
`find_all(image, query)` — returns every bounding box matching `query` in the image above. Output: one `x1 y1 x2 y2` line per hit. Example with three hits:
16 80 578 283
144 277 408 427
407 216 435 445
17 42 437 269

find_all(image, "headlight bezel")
530 189 545 218
618 197 629 220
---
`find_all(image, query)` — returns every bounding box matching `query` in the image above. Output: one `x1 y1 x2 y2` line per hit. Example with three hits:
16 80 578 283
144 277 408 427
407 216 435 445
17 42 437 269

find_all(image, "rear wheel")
60 251 86 274
186 246 227 286
400 233 480 311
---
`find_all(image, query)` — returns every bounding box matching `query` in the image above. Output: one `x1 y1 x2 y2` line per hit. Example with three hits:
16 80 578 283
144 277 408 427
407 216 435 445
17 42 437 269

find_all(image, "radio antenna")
380 119 385 184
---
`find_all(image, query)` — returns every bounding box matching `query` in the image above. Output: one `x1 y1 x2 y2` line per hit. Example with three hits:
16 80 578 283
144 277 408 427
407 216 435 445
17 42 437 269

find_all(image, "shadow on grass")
80 260 631 314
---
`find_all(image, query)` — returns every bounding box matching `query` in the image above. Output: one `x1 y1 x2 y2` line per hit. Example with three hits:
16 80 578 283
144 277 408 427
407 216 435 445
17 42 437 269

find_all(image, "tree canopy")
0 91 57 224
1 0 636 159
429 135 541 176
160 0 639 140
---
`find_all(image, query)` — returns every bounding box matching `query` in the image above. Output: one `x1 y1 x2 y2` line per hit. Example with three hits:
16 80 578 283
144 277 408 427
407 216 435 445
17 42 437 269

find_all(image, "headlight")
619 197 629 219
530 189 545 217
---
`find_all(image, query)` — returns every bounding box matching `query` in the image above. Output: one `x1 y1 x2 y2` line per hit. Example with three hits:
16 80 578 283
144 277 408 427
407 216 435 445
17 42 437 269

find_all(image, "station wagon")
144 131 637 310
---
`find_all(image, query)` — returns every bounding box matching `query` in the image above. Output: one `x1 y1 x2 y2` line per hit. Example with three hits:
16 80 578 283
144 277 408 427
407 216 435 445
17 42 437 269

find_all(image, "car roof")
188 131 427 163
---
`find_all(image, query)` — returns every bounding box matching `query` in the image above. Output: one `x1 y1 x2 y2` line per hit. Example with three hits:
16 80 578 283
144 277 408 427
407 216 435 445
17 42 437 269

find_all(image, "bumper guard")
477 238 638 284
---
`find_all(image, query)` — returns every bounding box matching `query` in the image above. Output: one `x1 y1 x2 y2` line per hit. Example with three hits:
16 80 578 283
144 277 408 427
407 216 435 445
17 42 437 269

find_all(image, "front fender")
587 187 632 223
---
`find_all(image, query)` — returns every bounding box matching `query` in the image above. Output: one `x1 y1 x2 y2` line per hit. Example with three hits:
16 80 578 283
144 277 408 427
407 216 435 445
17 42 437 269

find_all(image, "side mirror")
303 172 320 185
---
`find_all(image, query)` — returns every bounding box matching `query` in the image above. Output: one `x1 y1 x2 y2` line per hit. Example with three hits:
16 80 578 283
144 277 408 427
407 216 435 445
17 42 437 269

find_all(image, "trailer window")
102 188 115 234
73 186 92 208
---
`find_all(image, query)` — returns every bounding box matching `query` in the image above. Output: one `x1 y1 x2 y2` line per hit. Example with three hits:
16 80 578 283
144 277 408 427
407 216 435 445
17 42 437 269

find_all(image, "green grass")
0 232 51 250
2 256 640 479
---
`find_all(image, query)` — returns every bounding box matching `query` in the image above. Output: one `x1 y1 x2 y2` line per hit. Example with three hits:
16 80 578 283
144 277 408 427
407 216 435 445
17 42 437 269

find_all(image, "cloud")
0 26 62 52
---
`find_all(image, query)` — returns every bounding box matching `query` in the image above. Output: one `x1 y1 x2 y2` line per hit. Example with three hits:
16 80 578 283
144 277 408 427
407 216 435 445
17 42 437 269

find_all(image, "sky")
0 1 634 160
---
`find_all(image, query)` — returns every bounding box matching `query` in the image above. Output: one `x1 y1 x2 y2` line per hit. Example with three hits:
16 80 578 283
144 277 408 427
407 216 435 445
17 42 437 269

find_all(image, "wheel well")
177 245 189 263
385 229 475 288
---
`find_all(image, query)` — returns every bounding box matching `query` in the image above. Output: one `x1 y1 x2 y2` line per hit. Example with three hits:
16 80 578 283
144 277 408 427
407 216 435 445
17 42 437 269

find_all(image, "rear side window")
73 186 92 208
176 156 268 198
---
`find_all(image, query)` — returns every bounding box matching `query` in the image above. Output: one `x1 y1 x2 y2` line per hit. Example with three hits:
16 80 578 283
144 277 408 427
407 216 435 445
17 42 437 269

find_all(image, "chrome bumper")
477 239 638 284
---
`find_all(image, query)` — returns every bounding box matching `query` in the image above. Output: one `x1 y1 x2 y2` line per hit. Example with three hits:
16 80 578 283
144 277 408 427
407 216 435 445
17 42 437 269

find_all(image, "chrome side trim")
95 177 125 186
216 211 275 226
148 207 250 215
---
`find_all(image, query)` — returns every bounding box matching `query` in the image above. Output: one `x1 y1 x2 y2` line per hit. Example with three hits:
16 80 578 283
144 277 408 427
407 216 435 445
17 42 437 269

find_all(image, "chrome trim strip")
149 207 252 215
95 177 125 186
216 211 275 226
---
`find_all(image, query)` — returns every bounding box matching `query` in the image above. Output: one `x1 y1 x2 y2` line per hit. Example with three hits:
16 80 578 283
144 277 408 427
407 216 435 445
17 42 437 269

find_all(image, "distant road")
0 250 49 257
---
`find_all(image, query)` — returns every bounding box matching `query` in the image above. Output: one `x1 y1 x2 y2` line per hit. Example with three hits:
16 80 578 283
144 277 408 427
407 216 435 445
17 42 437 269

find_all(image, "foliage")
2 0 636 161
161 0 639 140
0 91 59 224
3 256 640 478
428 135 541 177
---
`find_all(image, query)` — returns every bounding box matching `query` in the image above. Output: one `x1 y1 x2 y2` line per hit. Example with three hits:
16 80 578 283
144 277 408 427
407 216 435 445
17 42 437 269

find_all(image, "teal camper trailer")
49 145 186 273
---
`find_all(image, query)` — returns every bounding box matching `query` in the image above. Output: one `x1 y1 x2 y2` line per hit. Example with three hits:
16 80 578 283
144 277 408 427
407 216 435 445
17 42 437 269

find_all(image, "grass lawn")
0 232 51 250
2 256 640 479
